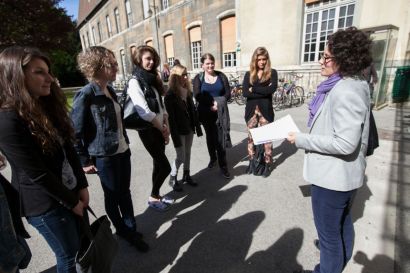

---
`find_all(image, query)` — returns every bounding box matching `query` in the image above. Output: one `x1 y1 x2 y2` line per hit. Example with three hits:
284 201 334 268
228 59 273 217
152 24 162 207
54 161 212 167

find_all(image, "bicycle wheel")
272 90 282 110
293 86 304 106
235 88 246 105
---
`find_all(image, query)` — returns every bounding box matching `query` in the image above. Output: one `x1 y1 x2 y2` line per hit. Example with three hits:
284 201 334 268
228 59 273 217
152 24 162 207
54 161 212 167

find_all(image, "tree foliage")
0 0 74 51
0 0 85 87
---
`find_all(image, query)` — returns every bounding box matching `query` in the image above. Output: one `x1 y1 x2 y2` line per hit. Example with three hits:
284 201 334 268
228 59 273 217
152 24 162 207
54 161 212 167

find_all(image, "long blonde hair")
250 47 272 84
168 64 192 98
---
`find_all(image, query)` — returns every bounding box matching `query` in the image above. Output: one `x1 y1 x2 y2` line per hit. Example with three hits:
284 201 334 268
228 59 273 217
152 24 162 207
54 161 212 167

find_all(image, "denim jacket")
71 82 129 166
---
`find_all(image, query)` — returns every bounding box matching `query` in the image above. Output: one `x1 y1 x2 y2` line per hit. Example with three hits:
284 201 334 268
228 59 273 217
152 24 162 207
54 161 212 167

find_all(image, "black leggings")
138 127 171 198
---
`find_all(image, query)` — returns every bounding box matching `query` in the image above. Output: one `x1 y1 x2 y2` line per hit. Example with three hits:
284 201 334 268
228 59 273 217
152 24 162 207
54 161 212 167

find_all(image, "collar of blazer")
309 93 329 132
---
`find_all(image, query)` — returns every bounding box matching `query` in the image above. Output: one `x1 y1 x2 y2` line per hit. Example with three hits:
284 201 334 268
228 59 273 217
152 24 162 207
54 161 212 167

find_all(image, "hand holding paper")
250 114 300 145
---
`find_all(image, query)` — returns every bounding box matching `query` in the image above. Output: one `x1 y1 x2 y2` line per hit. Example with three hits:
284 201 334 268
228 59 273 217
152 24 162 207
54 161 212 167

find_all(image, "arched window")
189 26 202 69
220 16 236 67
164 34 174 66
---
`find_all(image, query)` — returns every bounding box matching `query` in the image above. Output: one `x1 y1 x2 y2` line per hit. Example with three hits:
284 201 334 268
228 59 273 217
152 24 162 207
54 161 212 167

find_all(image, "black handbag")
120 77 152 130
366 110 379 156
75 207 118 273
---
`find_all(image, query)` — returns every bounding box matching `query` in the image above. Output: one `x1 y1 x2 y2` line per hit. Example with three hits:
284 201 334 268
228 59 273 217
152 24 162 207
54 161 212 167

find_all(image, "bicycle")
272 73 304 110
229 74 246 105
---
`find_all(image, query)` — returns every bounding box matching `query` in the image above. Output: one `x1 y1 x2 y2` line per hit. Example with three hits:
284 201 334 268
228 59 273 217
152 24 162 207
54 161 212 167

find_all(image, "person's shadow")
351 175 372 223
169 224 304 273
354 250 397 273
169 211 265 273
271 140 298 170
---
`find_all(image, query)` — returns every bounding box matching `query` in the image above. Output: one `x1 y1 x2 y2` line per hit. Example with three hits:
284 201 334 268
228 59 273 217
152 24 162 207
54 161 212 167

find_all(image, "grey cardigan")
295 78 370 191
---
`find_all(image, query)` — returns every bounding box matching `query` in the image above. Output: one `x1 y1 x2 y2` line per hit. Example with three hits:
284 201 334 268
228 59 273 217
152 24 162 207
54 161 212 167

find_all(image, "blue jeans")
311 185 356 273
95 149 136 234
27 206 80 273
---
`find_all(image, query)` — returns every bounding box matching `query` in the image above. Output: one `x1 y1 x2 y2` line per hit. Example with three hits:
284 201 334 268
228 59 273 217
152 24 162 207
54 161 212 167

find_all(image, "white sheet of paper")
249 114 300 145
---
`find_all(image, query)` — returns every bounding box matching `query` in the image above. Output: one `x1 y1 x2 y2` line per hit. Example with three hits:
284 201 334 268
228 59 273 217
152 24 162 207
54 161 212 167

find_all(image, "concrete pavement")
4 101 407 273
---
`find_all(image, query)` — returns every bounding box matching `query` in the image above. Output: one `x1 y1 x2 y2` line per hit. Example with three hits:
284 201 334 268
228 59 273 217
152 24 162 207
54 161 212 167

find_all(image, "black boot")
262 163 271 178
245 159 255 174
183 170 197 186
169 175 182 192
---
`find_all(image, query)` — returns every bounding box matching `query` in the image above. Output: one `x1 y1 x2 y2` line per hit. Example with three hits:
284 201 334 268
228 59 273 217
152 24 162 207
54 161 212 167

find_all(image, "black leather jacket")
0 110 88 217
164 90 202 148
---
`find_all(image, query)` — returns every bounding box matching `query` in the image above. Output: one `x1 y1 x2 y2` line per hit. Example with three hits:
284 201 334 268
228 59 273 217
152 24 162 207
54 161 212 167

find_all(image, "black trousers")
138 128 171 198
202 121 227 168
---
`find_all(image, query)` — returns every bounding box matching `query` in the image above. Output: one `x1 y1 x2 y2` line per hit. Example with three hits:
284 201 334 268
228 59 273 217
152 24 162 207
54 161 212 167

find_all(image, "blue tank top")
201 76 224 97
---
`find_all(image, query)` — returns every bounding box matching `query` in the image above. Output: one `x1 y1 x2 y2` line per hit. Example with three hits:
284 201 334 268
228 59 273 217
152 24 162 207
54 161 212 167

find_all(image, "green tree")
0 0 85 87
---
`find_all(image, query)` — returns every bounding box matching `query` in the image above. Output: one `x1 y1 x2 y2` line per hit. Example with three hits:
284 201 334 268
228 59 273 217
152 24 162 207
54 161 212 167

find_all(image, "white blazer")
295 78 370 191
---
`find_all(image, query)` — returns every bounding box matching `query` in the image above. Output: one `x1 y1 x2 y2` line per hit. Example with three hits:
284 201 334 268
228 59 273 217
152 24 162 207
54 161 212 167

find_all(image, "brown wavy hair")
131 45 165 95
250 47 272 84
327 27 372 77
168 64 192 98
0 46 74 153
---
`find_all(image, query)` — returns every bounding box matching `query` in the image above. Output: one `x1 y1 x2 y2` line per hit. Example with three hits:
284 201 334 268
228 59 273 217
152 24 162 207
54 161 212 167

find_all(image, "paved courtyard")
3 101 408 273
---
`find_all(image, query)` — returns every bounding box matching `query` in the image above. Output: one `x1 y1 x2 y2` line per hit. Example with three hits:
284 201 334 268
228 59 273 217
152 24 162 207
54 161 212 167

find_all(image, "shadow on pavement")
112 139 251 273
392 105 410 273
40 266 56 273
169 215 304 273
353 250 397 273
351 175 372 223
271 140 298 170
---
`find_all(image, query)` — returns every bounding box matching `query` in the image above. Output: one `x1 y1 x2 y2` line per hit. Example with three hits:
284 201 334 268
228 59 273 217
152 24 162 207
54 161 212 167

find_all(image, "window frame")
161 0 169 10
91 26 97 44
301 0 355 63
114 7 121 33
125 0 133 27
223 52 237 68
97 21 102 42
191 41 202 69
106 15 113 38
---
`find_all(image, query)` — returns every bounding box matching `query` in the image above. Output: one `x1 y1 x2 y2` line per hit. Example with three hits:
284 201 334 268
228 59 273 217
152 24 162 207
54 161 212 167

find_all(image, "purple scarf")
307 73 342 127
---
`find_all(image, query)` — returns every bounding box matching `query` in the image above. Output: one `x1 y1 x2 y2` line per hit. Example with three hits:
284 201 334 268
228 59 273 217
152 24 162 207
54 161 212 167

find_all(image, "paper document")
249 114 300 145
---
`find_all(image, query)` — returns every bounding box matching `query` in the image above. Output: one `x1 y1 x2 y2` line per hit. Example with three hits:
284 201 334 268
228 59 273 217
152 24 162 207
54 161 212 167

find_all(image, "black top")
0 110 88 217
164 90 202 148
242 69 278 123
193 70 231 123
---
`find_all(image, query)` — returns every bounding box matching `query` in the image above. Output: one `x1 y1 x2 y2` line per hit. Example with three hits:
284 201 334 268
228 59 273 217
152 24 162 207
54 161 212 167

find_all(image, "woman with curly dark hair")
0 46 89 273
288 27 372 273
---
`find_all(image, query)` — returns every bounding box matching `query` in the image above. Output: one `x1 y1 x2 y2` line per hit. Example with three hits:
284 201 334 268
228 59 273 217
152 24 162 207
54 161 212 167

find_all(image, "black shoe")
208 159 217 169
169 175 183 192
293 270 313 273
262 164 271 178
314 239 320 250
117 230 149 252
183 170 197 186
221 167 231 179
254 163 265 176
245 159 255 175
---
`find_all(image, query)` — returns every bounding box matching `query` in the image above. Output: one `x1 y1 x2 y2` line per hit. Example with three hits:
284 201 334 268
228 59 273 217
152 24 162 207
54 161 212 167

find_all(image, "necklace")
205 74 217 83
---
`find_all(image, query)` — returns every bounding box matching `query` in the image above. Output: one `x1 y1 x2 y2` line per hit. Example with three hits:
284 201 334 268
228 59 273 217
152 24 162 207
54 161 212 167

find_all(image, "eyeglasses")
320 53 335 63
